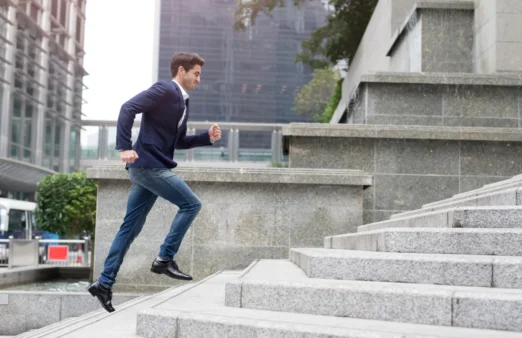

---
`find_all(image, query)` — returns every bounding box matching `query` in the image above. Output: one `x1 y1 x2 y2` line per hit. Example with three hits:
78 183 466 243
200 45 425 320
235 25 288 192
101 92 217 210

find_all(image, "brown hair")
170 52 205 77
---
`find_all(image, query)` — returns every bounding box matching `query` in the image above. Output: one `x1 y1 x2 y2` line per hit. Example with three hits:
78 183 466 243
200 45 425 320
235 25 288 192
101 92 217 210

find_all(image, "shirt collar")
172 79 189 101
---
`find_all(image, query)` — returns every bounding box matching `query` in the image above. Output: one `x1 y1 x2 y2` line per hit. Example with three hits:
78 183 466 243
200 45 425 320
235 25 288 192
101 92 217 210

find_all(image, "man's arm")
175 129 213 150
115 81 169 151
176 124 221 150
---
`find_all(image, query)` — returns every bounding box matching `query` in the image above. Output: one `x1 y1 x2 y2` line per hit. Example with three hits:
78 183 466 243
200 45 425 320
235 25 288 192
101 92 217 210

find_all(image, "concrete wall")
87 167 371 292
475 0 522 73
283 124 522 223
0 291 139 335
390 7 474 73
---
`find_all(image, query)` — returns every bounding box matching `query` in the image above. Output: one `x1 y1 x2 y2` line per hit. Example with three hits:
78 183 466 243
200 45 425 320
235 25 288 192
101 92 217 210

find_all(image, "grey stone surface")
374 174 460 211
360 206 522 233
349 80 522 128
224 279 242 307
136 270 522 338
136 308 179 338
424 178 521 209
460 142 522 177
330 228 522 256
239 278 453 326
0 291 140 335
366 115 444 126
459 176 511 196
360 72 522 87
443 117 519 128
291 248 494 287
366 83 443 117
443 86 519 119
497 42 522 72
289 136 375 172
421 9 474 73
375 139 459 175
91 168 366 289
391 187 522 220
230 260 522 332
450 206 522 228
87 166 372 187
191 245 288 281
292 248 522 289
453 291 522 331
282 123 522 142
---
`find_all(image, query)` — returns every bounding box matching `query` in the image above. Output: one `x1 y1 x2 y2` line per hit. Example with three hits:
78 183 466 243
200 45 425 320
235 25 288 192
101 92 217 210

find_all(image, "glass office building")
156 0 328 147
0 0 87 200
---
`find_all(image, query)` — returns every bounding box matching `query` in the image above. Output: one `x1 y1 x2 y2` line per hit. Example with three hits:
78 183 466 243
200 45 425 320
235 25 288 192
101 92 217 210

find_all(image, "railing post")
34 236 40 266
186 128 195 162
271 129 282 163
8 236 13 269
231 129 239 162
83 237 90 267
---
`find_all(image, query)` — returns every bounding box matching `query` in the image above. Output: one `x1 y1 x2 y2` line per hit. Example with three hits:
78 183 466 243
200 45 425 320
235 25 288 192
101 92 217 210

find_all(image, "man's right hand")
120 150 139 163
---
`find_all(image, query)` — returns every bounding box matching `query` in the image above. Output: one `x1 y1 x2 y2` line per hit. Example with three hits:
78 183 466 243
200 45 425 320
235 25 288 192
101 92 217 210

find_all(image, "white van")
0 197 37 240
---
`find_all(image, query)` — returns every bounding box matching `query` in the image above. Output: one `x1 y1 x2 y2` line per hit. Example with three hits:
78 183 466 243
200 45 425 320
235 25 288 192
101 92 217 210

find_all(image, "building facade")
156 0 327 146
0 0 86 200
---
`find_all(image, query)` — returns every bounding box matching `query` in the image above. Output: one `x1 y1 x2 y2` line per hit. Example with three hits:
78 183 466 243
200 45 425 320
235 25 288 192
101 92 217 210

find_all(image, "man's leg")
97 179 158 288
132 168 201 278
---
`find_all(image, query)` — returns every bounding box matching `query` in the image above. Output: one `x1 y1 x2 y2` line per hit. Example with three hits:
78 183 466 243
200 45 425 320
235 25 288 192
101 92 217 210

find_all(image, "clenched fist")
120 150 139 163
209 124 221 142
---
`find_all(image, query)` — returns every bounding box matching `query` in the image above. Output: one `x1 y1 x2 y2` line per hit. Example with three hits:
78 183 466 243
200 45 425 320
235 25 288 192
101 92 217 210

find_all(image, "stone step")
290 248 522 288
16 284 193 338
14 294 150 338
225 260 522 332
358 206 522 232
326 228 522 256
390 187 521 220
483 175 522 189
136 268 522 338
422 177 522 209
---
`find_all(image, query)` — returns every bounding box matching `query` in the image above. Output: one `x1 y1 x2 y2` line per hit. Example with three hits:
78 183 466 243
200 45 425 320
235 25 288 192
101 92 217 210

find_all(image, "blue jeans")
98 168 202 288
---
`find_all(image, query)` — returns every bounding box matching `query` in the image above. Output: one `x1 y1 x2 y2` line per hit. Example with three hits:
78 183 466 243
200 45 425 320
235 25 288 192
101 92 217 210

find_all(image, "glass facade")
0 0 87 199
157 0 327 146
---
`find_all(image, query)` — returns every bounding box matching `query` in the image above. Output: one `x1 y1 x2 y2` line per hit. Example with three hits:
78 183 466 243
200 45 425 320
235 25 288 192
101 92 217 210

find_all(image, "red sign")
48 245 68 261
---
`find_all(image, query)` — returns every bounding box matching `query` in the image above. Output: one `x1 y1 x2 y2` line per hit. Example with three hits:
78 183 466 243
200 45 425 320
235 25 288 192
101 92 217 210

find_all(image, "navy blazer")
115 80 212 169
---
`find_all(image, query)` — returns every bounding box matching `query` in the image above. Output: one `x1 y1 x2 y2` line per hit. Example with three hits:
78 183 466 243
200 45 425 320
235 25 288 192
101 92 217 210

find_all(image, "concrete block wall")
283 124 522 223
87 167 371 291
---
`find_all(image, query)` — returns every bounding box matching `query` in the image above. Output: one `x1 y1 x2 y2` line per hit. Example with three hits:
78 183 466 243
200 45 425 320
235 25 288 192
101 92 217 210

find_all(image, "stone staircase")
15 179 522 338
126 175 522 337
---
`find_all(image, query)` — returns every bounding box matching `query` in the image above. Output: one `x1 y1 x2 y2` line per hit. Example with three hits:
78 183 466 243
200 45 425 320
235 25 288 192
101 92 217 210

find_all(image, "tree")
319 77 343 123
294 67 339 121
35 171 97 238
234 0 379 69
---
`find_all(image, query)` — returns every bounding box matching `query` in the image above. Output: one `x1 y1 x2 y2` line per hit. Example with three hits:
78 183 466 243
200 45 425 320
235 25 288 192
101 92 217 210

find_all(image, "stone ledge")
86 166 373 187
361 72 522 87
282 123 522 142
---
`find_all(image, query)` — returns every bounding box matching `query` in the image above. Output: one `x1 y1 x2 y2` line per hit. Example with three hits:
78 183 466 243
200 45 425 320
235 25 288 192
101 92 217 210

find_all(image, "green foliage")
294 67 339 121
234 0 379 68
318 77 343 123
36 171 97 238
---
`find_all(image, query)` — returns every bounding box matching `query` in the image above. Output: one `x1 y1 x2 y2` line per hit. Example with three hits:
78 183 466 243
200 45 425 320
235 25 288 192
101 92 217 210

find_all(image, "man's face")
181 65 201 91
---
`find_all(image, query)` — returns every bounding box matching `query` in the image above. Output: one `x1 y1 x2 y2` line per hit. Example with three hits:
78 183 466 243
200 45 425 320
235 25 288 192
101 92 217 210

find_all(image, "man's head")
171 52 205 91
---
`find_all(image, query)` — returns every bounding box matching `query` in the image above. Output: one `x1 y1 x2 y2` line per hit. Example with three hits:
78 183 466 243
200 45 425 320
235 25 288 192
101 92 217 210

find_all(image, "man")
87 52 221 313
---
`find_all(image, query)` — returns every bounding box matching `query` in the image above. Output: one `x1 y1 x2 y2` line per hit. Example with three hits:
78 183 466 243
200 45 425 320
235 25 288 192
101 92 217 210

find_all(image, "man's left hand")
209 124 221 142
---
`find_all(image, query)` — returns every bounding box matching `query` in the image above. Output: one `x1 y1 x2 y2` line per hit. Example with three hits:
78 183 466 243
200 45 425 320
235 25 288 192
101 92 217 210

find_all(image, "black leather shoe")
150 259 193 280
87 281 115 313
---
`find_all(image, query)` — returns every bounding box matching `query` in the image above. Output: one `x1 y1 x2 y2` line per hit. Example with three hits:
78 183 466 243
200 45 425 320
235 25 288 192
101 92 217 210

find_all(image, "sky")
82 0 157 122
